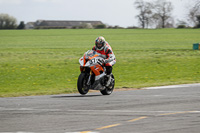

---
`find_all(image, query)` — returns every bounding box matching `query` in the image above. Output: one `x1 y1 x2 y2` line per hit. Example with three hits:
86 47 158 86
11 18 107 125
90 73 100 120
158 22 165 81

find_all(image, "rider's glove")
97 59 104 66
104 59 109 64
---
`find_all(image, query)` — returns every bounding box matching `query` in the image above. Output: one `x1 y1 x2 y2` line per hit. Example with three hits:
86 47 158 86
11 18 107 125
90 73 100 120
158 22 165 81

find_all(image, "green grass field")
0 29 200 97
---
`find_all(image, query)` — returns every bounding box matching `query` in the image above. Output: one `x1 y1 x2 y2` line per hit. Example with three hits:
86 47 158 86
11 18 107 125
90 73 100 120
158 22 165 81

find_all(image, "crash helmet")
95 36 106 50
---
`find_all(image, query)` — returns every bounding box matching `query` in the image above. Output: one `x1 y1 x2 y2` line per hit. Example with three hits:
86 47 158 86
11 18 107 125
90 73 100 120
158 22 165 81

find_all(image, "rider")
92 36 116 87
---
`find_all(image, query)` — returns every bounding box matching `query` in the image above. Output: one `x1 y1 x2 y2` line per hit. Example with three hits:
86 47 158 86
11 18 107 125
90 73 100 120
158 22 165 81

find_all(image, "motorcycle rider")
92 36 116 87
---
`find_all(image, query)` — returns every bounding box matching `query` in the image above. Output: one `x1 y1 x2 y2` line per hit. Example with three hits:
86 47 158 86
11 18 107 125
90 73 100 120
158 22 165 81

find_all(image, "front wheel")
77 73 89 95
100 74 115 95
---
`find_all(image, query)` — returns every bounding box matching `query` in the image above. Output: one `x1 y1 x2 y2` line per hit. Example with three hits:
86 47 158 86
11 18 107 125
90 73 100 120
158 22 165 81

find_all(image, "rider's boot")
105 74 111 87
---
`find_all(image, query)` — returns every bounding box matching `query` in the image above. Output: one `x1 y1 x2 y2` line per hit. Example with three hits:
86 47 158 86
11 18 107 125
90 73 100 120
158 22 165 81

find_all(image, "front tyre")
77 73 89 95
100 74 115 95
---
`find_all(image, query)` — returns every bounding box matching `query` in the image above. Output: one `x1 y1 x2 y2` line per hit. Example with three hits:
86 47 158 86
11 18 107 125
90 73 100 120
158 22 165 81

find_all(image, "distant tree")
134 0 153 28
196 15 200 28
17 21 25 29
95 24 106 29
176 20 188 28
188 0 200 27
177 25 186 29
79 23 93 29
0 13 17 29
152 0 174 28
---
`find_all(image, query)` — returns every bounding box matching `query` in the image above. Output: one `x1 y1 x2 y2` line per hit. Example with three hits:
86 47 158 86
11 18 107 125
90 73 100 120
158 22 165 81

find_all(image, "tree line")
0 13 25 29
0 0 200 29
134 0 200 28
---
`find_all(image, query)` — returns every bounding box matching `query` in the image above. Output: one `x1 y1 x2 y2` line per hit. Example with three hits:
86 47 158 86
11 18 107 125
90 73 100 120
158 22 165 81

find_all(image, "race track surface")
0 84 200 133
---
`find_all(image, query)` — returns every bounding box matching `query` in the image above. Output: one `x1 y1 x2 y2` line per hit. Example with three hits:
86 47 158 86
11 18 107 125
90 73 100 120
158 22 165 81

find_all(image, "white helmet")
95 36 106 50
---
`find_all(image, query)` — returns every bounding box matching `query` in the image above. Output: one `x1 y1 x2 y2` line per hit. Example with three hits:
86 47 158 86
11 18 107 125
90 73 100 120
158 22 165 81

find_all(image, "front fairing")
79 56 103 67
79 50 103 67
79 57 84 66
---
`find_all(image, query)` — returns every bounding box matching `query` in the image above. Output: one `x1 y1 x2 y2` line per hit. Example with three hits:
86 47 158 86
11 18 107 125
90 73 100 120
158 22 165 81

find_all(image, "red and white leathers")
92 41 116 66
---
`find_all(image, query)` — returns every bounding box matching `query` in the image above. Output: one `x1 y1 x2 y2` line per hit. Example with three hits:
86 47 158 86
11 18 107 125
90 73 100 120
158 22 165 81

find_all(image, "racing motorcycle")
77 50 115 95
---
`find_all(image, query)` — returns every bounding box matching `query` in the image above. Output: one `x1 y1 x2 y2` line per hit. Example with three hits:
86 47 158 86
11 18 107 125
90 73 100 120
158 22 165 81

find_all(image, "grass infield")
0 29 200 97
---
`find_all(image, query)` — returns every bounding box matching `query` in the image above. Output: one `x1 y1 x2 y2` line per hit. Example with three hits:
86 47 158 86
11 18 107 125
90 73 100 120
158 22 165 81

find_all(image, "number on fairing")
90 58 96 64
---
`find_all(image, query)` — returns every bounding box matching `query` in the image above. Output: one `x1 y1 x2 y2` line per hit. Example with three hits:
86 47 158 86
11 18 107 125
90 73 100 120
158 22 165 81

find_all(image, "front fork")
86 74 92 86
80 66 93 86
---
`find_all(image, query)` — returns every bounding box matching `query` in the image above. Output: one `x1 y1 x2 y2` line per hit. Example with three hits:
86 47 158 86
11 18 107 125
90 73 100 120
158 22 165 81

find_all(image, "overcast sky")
0 0 192 27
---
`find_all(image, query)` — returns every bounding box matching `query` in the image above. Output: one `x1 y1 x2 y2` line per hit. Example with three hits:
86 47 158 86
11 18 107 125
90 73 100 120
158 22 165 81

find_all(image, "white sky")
0 0 193 27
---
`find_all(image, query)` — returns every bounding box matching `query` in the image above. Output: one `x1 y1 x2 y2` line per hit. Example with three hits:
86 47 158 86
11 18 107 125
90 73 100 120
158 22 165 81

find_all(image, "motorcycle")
77 50 115 95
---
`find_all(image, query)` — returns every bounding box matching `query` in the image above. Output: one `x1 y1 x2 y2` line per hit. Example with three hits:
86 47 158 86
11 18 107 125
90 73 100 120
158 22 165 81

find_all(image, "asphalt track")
0 83 200 133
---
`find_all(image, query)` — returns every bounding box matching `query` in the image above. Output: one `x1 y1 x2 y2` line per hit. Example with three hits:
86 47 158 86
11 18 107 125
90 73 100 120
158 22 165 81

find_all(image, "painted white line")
0 107 60 111
64 110 200 113
0 131 34 133
1 107 200 114
65 132 99 133
143 83 200 90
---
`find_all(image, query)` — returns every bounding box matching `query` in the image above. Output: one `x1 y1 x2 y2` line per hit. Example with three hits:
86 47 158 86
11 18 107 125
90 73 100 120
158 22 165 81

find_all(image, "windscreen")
84 50 98 57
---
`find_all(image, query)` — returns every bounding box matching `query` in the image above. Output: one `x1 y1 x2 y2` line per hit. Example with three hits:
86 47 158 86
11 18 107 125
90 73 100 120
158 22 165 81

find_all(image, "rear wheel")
77 73 89 95
100 74 115 95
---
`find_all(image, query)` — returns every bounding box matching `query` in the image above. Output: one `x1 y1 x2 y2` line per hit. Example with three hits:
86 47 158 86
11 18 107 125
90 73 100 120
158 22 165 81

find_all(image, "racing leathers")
92 41 116 67
92 41 116 87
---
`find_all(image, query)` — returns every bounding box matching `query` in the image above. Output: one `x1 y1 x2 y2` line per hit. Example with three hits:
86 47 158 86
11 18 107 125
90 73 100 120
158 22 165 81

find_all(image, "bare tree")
0 13 17 29
153 0 174 28
196 15 200 28
134 0 153 28
188 0 200 27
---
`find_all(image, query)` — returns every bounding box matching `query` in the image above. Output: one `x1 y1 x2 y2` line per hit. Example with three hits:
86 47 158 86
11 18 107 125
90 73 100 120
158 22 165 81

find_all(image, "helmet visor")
96 43 103 49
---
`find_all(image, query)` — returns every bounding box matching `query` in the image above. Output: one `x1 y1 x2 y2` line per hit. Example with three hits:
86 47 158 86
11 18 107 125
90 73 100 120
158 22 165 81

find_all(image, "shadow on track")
51 94 103 98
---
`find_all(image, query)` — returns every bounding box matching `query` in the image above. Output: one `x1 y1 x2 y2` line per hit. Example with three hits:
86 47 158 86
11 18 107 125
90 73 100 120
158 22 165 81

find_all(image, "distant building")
25 22 35 29
25 20 104 29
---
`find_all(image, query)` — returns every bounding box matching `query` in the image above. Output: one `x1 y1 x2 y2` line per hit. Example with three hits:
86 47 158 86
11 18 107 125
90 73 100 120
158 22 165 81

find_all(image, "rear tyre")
100 74 115 95
77 73 89 95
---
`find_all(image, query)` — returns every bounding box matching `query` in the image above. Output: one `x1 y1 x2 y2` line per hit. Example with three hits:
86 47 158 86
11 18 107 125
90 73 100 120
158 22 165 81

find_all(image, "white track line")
143 83 200 90
1 107 200 113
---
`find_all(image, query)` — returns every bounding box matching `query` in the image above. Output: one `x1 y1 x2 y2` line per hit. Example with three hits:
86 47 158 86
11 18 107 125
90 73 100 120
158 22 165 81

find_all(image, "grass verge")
0 29 200 97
